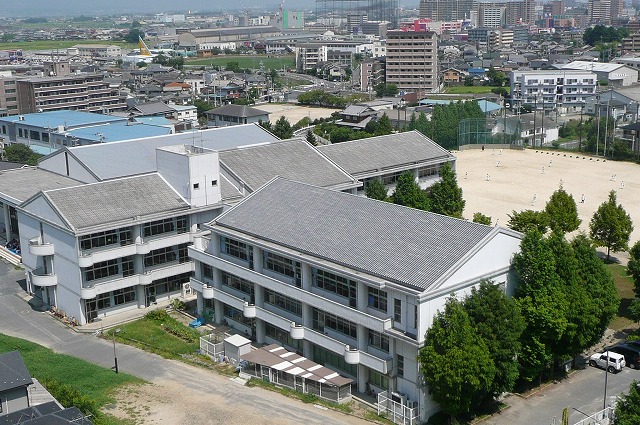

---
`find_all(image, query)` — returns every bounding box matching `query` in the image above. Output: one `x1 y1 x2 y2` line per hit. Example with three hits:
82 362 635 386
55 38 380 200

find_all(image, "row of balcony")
189 250 393 334
191 278 391 374
29 232 192 268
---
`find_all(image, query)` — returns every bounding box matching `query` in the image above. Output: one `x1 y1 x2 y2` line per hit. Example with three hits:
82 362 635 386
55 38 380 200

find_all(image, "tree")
513 230 568 382
629 240 640 298
365 178 388 201
570 235 619 349
613 381 640 425
124 28 144 44
4 144 43 166
427 163 465 218
507 210 549 233
225 61 242 73
258 120 272 132
391 171 430 211
305 130 317 146
270 116 294 139
374 83 399 97
590 190 634 260
418 297 496 419
472 212 491 225
464 281 525 402
544 184 581 234
374 113 393 136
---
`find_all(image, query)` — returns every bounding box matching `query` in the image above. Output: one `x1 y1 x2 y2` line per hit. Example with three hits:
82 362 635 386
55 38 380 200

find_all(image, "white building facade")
189 178 523 422
510 69 597 113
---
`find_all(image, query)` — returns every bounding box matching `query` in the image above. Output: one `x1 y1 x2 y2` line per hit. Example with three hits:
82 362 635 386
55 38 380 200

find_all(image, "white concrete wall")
156 147 221 208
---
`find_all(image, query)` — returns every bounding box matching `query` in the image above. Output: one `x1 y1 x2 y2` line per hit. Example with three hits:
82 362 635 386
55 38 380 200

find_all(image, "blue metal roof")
64 122 172 143
0 111 124 129
29 144 56 155
133 116 174 126
477 100 502 113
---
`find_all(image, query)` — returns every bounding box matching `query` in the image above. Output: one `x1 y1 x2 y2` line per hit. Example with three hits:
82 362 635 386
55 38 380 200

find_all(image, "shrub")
145 309 170 321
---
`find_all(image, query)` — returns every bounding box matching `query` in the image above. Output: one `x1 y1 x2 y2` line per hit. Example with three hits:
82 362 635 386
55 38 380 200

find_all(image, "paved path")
0 262 366 425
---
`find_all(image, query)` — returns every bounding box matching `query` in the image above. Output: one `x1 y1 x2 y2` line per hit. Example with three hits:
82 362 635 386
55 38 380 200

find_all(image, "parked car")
625 339 640 350
589 351 626 373
609 344 640 369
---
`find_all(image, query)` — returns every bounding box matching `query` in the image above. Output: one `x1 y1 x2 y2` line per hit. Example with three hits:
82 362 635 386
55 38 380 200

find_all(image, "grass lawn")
0 333 140 417
607 263 637 331
107 312 200 360
444 86 507 94
185 54 295 70
0 40 136 51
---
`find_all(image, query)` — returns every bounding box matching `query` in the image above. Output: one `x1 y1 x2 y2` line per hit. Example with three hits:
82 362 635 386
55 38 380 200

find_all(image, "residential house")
205 104 270 127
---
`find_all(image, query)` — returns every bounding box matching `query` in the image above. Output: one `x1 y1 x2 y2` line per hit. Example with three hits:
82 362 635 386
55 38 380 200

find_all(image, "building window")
397 354 404 378
202 263 214 280
413 304 418 329
264 251 301 286
312 308 357 339
313 268 357 307
84 259 119 282
143 216 188 238
265 288 302 317
220 236 253 263
147 272 191 296
394 299 402 323
97 292 111 309
212 180 217 186
265 323 302 351
193 183 199 189
113 287 137 305
29 130 40 141
369 370 389 390
368 287 387 312
143 244 189 269
368 329 389 352
223 304 253 326
312 344 357 377
122 256 135 277
221 271 255 299
80 228 133 251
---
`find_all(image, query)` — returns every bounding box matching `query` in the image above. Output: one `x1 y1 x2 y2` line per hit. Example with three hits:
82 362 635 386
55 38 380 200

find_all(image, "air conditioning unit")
391 392 406 405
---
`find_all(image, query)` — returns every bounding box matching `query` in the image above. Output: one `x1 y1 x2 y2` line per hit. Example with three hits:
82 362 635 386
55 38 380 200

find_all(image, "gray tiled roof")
219 139 357 192
0 167 81 204
44 174 189 231
205 104 269 118
0 351 33 392
317 131 454 176
215 179 494 291
62 124 279 181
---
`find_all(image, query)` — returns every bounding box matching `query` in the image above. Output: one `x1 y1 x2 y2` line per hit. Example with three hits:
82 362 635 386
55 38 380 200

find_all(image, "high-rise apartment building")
588 0 612 23
385 30 438 91
419 0 474 21
16 73 127 115
475 0 535 26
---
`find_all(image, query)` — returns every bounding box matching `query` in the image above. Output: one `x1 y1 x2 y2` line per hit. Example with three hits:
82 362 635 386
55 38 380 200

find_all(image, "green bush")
145 309 170 321
161 321 201 343
41 378 100 419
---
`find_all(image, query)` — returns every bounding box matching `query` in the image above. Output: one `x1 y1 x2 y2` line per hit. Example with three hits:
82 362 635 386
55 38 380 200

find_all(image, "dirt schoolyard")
456 148 640 243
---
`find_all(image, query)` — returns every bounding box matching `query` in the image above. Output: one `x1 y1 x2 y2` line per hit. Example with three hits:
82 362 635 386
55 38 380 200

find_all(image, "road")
0 261 366 425
486 364 637 425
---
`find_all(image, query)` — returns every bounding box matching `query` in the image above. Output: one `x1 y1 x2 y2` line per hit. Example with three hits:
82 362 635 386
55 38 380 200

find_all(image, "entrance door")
85 299 98 323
